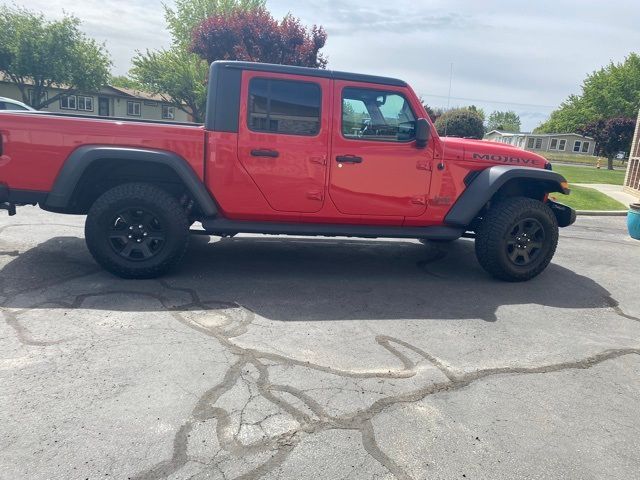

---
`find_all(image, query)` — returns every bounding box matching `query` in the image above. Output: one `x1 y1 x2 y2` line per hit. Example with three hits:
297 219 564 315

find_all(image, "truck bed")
0 111 205 193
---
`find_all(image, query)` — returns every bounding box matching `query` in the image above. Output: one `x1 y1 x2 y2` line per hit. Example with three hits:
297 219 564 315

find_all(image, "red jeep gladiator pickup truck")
0 61 575 281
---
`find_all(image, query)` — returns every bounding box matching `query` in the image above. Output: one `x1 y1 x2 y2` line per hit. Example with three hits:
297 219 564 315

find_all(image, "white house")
484 130 597 156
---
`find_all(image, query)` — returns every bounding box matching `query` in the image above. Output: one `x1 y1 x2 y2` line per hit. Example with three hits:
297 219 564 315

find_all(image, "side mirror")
415 118 430 149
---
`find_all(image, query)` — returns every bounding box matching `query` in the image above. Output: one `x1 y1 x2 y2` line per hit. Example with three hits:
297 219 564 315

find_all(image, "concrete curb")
576 210 628 216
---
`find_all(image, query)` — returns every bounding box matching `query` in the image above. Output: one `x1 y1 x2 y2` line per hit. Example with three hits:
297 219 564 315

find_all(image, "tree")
109 75 144 90
487 110 521 132
0 6 111 110
423 104 444 123
467 105 485 124
132 0 265 122
191 8 327 68
132 49 209 122
434 108 485 139
578 117 635 170
166 0 264 48
537 53 640 133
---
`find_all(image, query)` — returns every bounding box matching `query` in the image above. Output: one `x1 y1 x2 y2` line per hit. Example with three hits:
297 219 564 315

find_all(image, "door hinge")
307 190 324 201
416 160 431 171
411 196 426 205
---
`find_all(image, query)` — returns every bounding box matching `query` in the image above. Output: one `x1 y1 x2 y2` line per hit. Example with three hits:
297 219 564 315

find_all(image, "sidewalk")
576 183 639 208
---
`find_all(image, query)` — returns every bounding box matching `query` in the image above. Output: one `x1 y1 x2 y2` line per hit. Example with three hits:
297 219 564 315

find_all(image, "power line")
420 93 556 109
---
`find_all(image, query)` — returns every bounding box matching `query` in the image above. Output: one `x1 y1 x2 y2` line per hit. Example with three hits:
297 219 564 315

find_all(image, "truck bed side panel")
0 113 205 192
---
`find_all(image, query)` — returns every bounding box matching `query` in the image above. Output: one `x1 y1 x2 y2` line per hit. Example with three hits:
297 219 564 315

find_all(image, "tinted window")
342 88 416 142
0 101 28 111
248 78 321 136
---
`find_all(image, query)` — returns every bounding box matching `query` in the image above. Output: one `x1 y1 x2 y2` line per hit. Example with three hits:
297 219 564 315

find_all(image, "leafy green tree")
487 110 521 132
422 104 444 123
434 108 485 139
109 75 144 90
579 117 635 170
467 105 485 123
0 6 111 110
131 0 265 122
537 53 640 133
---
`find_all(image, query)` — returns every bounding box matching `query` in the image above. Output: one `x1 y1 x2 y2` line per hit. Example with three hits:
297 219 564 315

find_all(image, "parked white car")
0 96 34 111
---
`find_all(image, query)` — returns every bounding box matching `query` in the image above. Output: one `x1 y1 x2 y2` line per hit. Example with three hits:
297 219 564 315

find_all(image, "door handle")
336 155 363 164
251 149 279 158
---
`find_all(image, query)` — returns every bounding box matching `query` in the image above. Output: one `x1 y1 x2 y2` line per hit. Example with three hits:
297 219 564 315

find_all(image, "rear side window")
248 78 321 136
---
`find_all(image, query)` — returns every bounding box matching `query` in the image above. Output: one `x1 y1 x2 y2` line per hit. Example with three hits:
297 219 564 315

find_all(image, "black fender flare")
44 145 218 216
445 166 569 227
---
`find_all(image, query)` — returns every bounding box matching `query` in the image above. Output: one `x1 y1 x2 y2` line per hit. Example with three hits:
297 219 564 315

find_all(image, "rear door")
237 72 331 213
329 81 433 218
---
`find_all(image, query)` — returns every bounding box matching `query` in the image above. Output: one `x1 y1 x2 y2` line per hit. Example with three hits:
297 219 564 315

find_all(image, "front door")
98 97 109 116
237 72 331 213
329 81 433 218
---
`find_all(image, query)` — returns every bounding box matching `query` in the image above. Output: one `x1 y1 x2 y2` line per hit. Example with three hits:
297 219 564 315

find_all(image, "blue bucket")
628 204 640 240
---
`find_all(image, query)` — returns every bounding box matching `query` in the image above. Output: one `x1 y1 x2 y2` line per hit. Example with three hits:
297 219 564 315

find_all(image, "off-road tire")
85 183 190 279
475 197 558 282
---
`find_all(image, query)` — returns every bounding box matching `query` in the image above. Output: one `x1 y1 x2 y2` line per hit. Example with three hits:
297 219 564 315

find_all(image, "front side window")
534 138 543 149
342 88 416 142
581 141 590 153
558 139 566 151
248 78 321 136
127 101 141 116
550 138 558 150
573 140 582 152
527 138 535 149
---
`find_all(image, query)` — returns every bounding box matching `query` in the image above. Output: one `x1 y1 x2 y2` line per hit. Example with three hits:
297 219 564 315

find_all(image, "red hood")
441 137 549 169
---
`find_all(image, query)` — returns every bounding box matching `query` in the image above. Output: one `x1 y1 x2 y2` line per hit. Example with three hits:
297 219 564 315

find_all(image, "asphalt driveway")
1 207 639 479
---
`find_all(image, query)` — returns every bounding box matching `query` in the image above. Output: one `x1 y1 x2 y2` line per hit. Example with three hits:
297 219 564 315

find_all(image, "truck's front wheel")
85 183 189 279
474 197 558 282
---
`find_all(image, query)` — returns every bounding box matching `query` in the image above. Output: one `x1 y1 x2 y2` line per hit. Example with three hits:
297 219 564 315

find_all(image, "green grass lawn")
552 164 626 185
541 151 626 168
552 185 625 211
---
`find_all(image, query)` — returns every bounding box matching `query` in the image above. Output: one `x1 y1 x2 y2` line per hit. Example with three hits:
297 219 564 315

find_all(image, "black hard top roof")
214 61 408 88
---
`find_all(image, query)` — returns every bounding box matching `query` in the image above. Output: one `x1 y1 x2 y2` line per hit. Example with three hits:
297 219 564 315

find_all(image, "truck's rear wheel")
85 183 189 279
474 197 558 282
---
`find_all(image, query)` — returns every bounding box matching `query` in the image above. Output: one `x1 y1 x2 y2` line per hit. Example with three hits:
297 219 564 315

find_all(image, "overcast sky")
8 0 640 130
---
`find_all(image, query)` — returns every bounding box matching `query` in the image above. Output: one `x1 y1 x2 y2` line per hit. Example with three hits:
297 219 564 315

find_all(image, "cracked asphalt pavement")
1 206 639 480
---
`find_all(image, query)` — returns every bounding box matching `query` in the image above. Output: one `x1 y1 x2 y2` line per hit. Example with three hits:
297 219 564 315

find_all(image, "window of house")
77 96 93 111
581 141 590 153
162 105 175 120
549 138 559 150
28 89 48 106
527 138 535 148
558 139 566 151
248 78 321 136
60 95 77 110
127 101 141 116
342 87 416 142
573 140 582 152
534 138 543 149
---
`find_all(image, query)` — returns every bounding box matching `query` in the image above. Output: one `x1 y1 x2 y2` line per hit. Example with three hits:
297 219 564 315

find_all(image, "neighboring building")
624 109 640 198
0 76 191 122
484 130 597 156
